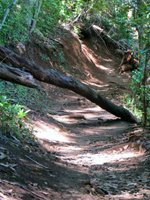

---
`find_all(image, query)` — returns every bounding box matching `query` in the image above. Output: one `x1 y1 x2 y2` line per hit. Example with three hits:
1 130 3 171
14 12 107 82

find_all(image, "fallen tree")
0 45 138 123
0 62 39 89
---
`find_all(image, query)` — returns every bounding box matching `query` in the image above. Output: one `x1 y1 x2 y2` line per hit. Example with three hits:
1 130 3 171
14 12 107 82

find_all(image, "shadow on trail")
90 155 150 199
0 110 149 200
32 111 150 200
0 134 90 199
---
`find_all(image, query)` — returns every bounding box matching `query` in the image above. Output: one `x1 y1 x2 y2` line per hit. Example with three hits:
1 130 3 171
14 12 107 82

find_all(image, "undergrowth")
0 80 51 141
0 81 50 113
122 93 143 120
122 70 150 126
0 95 30 140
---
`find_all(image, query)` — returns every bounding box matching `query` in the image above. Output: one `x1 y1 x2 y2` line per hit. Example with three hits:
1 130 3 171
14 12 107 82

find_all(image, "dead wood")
90 25 121 50
0 46 138 123
89 25 130 53
0 62 39 88
119 50 139 73
88 25 139 72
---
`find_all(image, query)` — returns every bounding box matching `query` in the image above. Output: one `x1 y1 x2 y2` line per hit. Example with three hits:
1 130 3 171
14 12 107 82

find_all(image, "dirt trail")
0 28 150 200
30 86 150 200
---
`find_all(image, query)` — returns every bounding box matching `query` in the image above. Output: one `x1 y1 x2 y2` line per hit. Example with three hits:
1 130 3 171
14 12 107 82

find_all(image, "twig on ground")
25 155 48 169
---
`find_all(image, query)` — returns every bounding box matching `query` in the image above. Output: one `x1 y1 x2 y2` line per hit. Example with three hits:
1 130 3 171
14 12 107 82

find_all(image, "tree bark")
0 62 39 89
0 46 138 123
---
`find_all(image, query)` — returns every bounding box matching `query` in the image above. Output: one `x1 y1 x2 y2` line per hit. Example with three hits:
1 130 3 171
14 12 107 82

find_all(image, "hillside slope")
26 26 130 100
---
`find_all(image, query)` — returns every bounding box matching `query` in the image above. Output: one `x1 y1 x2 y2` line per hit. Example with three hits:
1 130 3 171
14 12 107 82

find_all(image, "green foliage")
0 95 29 139
123 93 142 119
58 51 66 65
60 0 85 21
130 68 150 126
0 81 50 113
0 80 52 139
0 0 148 47
40 53 49 62
0 0 30 44
36 0 61 36
0 0 61 44
122 63 150 126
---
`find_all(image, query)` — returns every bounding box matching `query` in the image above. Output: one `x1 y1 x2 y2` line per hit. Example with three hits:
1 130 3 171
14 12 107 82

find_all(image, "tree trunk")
0 0 18 30
0 62 40 89
29 0 42 34
0 46 138 123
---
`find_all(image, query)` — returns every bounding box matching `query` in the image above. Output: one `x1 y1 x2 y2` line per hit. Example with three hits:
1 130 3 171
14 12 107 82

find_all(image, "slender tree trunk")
133 0 150 126
0 46 138 123
143 52 149 126
29 0 42 34
0 0 18 30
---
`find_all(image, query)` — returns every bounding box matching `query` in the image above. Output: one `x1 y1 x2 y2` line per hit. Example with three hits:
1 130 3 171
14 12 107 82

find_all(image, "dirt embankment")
0 27 150 200
26 27 130 98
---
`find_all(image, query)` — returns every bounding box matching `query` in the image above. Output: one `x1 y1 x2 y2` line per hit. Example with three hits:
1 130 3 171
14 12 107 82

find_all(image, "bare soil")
0 28 150 200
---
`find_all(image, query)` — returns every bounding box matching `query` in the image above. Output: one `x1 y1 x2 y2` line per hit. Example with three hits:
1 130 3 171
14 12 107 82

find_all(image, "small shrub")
0 81 50 113
122 93 142 120
40 53 49 62
0 95 30 139
122 67 150 126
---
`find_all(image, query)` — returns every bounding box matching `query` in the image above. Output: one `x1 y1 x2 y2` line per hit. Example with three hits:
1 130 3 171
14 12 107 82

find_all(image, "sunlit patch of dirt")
82 43 113 73
48 106 104 124
110 190 150 200
60 148 145 166
33 120 74 143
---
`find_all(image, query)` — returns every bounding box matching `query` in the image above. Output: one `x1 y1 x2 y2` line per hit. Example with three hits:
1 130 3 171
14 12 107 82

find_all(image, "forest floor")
0 27 150 200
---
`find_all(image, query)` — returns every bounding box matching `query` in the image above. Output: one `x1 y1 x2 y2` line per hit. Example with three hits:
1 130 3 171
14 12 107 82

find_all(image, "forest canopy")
0 0 149 46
